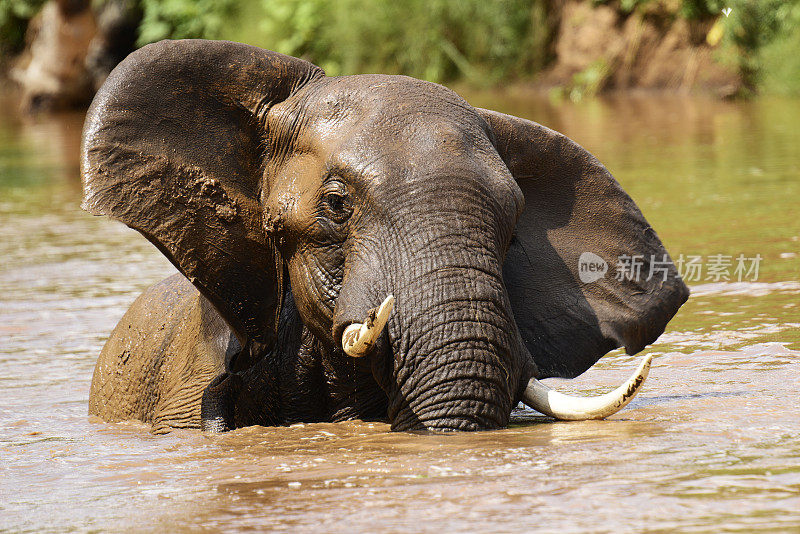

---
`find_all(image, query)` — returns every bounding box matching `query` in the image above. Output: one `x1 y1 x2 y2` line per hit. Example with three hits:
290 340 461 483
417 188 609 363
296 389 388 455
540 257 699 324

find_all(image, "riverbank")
2 0 799 112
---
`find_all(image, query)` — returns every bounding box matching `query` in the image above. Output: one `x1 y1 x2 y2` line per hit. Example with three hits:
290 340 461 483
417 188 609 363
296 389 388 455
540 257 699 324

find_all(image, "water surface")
1 90 798 532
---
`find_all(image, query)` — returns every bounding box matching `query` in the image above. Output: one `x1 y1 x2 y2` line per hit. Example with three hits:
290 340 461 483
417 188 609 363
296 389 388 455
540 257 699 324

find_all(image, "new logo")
578 252 608 283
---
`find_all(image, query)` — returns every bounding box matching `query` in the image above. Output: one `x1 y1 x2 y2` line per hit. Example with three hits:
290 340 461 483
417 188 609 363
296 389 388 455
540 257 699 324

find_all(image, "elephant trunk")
383 265 525 431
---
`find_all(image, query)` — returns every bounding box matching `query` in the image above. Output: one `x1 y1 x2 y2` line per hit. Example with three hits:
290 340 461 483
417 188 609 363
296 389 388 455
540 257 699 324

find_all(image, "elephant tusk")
341 295 394 358
521 355 652 420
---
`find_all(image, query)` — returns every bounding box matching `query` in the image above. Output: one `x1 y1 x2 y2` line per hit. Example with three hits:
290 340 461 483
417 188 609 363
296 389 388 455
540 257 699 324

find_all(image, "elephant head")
81 40 688 431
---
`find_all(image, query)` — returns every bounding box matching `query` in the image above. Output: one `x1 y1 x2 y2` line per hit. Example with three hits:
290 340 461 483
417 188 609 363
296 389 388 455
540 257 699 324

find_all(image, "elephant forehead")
270 74 515 202
301 74 487 145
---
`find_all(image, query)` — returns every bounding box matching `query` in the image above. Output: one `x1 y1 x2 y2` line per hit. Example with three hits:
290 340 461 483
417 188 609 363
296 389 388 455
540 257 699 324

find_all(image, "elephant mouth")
339 294 654 429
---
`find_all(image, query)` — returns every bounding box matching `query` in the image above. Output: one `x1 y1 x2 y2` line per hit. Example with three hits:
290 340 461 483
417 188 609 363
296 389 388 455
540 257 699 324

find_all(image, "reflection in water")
1 90 799 532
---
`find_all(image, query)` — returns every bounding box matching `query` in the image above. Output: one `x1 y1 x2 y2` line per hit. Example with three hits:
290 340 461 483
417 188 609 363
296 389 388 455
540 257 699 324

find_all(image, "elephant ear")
478 108 689 379
81 39 324 350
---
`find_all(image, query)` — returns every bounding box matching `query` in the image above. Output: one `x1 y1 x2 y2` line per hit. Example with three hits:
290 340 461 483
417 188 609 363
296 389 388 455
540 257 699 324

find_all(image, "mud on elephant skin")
82 40 688 433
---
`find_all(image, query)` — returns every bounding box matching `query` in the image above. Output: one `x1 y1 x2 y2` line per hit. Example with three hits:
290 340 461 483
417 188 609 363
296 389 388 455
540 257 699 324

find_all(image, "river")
1 89 798 532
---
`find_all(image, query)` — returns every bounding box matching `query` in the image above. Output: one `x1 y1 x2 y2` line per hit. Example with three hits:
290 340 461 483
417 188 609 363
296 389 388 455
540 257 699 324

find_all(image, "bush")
757 0 800 95
0 0 45 54
713 0 800 93
249 0 552 84
136 0 238 46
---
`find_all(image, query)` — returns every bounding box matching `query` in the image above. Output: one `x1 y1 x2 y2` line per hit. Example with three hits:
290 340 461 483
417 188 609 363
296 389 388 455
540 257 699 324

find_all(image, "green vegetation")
0 0 44 55
1 0 799 95
229 0 553 85
722 0 800 95
760 4 800 95
136 0 237 46
562 59 610 103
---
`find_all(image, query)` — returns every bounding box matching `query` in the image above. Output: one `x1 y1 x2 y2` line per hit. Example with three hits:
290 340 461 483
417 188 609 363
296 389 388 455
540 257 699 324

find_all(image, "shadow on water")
1 89 799 532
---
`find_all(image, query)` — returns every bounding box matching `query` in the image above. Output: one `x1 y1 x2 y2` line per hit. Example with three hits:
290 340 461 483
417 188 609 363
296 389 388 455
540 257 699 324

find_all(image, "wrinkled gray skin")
84 40 688 433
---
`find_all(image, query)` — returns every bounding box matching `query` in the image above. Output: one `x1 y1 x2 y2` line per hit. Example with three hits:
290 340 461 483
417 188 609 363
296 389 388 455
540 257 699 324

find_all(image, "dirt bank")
536 0 741 97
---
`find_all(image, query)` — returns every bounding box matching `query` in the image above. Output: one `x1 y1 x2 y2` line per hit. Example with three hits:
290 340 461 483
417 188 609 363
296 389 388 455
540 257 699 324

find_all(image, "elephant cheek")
285 254 341 343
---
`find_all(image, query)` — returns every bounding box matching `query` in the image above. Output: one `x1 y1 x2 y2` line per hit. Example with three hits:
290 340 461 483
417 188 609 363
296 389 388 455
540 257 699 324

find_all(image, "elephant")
82 39 689 433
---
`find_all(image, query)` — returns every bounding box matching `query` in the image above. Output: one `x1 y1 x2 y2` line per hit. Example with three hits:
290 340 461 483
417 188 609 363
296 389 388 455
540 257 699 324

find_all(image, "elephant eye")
320 180 352 223
325 192 345 211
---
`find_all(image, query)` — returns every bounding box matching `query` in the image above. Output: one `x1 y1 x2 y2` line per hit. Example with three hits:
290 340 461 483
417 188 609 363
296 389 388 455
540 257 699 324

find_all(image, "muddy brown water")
1 90 798 532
